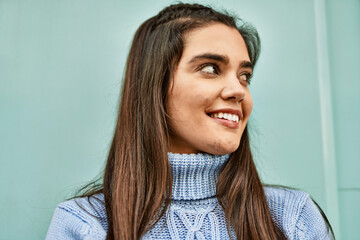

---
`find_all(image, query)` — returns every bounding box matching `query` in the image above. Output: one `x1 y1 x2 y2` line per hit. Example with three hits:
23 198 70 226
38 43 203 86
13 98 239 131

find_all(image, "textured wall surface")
1 0 358 239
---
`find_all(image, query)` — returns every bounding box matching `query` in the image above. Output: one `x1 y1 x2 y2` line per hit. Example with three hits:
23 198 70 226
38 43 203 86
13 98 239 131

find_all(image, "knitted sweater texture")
46 153 331 239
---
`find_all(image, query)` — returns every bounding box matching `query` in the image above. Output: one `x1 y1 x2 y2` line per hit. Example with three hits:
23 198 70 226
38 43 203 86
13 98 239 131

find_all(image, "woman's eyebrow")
188 53 253 70
239 60 253 70
188 53 229 64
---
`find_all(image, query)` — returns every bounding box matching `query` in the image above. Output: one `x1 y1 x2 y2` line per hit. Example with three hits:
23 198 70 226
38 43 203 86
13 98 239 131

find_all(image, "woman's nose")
220 74 246 102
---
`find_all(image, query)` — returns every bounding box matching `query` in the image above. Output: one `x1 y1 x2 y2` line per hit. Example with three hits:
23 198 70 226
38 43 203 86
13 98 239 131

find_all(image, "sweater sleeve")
46 199 106 240
294 196 332 240
265 187 333 240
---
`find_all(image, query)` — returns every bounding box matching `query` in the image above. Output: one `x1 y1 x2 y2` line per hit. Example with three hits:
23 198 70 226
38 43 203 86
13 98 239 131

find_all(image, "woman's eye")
200 64 218 75
239 73 252 85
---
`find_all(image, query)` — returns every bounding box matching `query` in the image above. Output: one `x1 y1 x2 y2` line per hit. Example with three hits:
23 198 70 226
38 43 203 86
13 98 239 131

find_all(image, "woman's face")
167 23 253 155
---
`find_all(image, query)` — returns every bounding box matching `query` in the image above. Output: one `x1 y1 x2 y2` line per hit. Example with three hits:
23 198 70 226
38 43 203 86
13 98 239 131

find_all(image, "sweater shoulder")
264 186 309 209
264 186 331 239
46 194 107 240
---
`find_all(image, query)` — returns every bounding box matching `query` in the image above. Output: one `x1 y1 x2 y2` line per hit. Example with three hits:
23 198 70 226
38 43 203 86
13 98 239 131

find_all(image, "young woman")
46 3 333 240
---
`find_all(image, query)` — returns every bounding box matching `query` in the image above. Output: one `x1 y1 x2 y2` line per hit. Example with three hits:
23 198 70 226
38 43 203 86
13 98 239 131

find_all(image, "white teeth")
209 112 240 123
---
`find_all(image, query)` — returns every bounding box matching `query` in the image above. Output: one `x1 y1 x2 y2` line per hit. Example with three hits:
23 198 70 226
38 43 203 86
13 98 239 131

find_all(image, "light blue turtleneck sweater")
46 153 331 239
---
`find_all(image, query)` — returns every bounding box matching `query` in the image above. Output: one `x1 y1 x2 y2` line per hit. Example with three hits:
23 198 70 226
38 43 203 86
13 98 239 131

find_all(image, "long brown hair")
81 3 286 239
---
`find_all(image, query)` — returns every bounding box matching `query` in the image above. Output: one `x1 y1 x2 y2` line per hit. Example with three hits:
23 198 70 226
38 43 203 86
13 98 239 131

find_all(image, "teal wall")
0 0 358 239
326 0 360 239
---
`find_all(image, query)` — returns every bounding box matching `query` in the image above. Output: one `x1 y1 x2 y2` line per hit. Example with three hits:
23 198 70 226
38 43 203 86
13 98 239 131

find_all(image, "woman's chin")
204 143 240 156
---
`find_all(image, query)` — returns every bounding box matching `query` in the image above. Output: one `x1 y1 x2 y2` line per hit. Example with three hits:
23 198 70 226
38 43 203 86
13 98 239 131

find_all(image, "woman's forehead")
181 23 250 64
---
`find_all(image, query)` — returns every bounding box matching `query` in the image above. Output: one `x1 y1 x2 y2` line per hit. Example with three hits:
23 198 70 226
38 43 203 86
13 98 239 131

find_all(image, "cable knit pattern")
46 153 331 240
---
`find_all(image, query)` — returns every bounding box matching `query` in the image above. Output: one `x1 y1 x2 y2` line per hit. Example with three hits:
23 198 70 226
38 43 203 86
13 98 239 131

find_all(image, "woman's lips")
207 108 243 119
211 117 239 129
207 113 240 129
210 112 239 123
206 108 242 129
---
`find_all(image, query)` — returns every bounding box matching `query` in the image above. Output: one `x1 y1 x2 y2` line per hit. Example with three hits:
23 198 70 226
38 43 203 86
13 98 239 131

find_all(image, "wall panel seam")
313 0 340 238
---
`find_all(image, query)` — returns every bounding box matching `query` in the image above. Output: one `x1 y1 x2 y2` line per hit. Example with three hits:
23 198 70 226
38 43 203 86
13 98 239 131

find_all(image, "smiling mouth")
209 112 239 123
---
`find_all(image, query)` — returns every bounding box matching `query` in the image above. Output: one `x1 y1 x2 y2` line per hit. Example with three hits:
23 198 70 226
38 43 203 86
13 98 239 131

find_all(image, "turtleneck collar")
168 152 230 201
